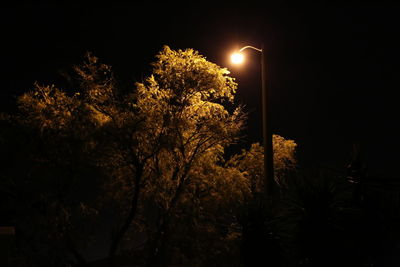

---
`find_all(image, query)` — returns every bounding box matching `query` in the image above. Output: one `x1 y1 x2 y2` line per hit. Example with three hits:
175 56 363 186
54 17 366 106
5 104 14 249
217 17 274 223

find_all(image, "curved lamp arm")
239 45 262 53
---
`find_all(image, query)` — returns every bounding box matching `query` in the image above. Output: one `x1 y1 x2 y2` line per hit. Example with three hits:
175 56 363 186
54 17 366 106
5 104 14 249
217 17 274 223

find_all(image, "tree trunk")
108 163 144 267
64 232 87 266
145 172 188 267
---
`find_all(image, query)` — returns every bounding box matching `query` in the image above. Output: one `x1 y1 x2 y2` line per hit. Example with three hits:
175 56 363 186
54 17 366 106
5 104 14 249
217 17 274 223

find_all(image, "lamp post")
231 45 274 196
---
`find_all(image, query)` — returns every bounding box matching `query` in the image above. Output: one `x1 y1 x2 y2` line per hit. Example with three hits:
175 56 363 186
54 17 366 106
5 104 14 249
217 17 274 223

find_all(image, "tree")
132 46 246 266
0 53 129 265
225 137 297 267
1 82 101 265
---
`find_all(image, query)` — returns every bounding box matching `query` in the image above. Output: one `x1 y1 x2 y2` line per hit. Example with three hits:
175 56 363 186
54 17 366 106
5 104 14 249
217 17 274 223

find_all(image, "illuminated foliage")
136 46 245 204
228 135 297 192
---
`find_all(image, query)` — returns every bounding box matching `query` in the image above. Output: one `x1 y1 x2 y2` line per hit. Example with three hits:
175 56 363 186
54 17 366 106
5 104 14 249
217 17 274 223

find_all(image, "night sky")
2 3 400 178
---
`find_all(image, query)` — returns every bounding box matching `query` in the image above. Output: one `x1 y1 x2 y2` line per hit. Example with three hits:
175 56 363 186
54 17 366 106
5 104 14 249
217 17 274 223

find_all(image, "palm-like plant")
274 168 359 267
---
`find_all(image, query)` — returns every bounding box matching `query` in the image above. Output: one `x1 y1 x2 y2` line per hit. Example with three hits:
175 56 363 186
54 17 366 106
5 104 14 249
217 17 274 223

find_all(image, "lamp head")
231 52 244 64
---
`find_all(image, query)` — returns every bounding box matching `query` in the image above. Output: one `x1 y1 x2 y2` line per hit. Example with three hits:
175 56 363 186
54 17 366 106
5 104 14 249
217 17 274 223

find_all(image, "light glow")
231 52 244 64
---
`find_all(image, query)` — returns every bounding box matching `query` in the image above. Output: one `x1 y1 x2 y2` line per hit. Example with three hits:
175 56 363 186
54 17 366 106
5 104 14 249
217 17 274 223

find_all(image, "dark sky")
2 3 400 178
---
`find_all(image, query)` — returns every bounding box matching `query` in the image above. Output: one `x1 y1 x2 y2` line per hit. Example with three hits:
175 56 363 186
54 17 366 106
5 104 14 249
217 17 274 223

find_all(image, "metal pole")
261 45 274 197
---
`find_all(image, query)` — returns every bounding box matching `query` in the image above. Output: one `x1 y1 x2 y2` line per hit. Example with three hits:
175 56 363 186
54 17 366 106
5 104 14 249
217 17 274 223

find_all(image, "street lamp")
231 45 275 196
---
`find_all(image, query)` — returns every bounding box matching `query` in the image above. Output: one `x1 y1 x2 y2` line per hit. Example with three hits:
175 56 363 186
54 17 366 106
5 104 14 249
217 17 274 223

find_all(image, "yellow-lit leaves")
17 83 80 132
135 46 245 167
73 52 116 106
151 46 237 103
228 135 297 192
